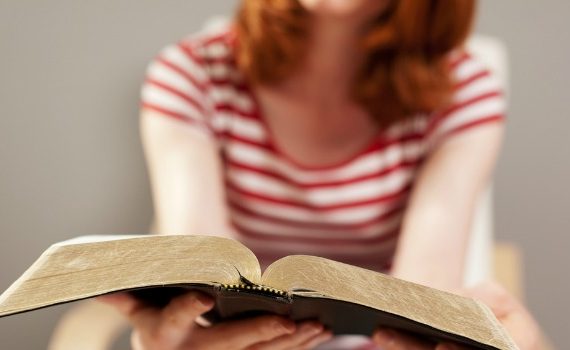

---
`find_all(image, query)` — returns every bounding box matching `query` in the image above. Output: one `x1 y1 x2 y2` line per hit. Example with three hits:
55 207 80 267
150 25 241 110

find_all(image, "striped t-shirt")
141 24 505 271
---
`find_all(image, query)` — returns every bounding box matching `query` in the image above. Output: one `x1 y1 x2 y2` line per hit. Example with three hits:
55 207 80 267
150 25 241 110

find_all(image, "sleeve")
427 51 507 147
140 41 215 135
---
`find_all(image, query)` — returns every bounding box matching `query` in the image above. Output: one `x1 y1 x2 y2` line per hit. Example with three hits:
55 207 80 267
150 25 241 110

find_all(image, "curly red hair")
234 0 477 126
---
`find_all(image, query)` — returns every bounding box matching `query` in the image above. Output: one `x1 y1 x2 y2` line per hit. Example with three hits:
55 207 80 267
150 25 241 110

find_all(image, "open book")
0 235 517 349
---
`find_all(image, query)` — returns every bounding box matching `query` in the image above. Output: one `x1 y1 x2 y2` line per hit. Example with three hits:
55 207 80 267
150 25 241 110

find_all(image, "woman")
115 0 505 348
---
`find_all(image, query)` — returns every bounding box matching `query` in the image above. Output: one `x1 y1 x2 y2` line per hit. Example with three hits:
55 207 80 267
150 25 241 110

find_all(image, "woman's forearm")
141 111 233 237
391 202 473 290
391 124 504 290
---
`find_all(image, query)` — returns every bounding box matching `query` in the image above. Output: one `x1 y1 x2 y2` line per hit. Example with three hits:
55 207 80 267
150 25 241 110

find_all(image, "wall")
477 1 570 347
0 1 567 348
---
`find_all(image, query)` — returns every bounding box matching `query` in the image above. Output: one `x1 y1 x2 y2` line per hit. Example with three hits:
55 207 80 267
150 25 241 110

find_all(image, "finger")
463 282 542 348
297 329 334 349
461 281 507 305
249 321 326 350
97 292 153 323
205 315 296 349
372 329 432 350
156 291 215 343
461 281 516 318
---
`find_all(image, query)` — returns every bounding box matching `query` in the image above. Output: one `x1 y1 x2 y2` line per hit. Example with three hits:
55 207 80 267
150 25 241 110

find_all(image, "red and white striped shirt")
141 24 505 271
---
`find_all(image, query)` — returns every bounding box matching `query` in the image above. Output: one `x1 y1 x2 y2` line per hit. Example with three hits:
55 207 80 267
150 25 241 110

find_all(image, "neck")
288 15 371 101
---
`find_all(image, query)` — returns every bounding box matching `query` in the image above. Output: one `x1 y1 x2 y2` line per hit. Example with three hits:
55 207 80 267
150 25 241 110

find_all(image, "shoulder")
139 19 234 127
147 18 239 86
424 48 506 144
180 18 235 59
447 47 505 107
141 19 256 136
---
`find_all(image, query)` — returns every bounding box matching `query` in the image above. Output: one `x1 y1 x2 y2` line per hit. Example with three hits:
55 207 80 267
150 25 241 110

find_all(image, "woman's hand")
461 282 542 350
99 291 332 350
371 282 544 350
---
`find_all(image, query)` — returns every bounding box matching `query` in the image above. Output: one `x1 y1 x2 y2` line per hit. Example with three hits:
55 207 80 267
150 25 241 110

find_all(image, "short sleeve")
427 51 506 146
141 41 215 135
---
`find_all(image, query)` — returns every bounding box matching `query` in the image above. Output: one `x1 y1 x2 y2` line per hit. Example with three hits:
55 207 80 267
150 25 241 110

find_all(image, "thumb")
97 292 142 317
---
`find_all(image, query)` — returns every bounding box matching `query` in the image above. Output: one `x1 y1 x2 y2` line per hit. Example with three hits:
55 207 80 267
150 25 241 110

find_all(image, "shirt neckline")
244 84 387 172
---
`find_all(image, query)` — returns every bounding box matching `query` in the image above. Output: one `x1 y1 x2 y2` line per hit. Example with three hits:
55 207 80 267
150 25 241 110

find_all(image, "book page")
0 235 261 317
262 255 517 350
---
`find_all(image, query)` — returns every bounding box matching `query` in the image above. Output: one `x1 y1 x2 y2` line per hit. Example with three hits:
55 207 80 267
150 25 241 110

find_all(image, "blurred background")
0 0 568 348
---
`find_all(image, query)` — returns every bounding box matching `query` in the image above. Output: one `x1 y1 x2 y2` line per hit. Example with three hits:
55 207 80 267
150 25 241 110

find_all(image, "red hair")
235 0 477 125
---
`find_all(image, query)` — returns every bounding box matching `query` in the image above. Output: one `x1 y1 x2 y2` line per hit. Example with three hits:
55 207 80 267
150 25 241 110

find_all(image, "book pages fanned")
0 235 260 316
0 235 518 350
263 256 518 350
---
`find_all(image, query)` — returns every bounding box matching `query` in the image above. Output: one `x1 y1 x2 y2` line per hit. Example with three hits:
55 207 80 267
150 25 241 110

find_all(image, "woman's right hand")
99 291 332 350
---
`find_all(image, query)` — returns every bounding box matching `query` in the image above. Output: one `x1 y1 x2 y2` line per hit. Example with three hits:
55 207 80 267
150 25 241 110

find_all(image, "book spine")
219 284 290 300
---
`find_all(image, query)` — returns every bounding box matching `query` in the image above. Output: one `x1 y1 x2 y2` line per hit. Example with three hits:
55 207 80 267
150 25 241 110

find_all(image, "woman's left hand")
371 281 544 350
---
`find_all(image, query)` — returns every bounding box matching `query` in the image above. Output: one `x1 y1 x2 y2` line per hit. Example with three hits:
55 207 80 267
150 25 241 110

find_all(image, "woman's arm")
391 122 504 291
141 110 233 236
137 110 333 350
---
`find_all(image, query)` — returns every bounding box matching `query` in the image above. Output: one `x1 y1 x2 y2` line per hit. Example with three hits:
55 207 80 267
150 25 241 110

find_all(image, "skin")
107 0 505 348
372 282 545 350
298 0 391 21
100 292 332 350
390 124 503 289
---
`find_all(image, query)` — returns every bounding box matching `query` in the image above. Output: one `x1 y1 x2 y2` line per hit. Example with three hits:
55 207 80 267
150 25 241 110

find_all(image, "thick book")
0 235 517 349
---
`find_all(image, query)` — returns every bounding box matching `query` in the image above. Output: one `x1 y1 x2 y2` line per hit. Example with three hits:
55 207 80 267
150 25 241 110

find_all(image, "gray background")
0 1 568 348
